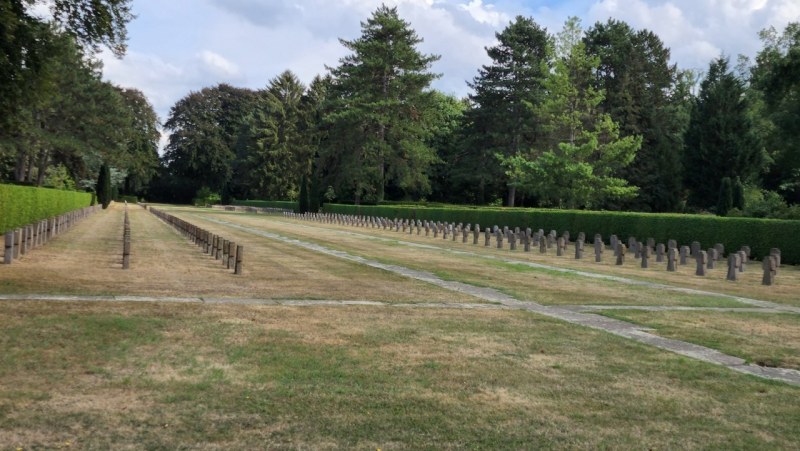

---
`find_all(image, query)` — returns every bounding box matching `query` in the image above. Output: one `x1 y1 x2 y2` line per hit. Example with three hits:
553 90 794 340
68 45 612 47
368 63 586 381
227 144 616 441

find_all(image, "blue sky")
96 0 800 137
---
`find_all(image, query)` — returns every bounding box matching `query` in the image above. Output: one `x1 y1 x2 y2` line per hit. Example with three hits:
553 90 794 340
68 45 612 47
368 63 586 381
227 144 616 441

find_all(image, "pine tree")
733 177 745 210
717 177 733 216
684 57 765 208
321 5 440 204
462 16 551 206
298 173 309 214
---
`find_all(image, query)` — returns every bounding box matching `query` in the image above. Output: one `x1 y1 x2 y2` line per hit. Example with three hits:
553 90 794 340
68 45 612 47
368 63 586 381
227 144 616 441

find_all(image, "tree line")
2 3 798 219
0 0 159 201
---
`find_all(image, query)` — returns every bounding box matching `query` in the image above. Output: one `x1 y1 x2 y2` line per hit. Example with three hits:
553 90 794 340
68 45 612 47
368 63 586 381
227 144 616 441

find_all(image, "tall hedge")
232 199 298 211
0 184 92 233
322 203 800 265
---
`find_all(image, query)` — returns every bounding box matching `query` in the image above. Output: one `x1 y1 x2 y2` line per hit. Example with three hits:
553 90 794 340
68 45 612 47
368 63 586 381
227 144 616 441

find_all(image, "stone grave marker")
762 256 777 286
726 254 740 281
679 246 689 265
616 243 626 265
667 248 678 272
707 248 717 269
656 243 665 263
714 243 724 260
696 250 707 276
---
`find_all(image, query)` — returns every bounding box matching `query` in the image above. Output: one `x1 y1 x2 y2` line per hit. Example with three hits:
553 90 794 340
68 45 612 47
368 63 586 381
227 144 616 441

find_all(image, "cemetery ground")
1 204 799 448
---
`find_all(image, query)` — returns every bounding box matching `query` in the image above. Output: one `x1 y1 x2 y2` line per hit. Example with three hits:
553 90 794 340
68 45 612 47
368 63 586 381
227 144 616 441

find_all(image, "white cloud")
459 0 511 27
198 50 240 77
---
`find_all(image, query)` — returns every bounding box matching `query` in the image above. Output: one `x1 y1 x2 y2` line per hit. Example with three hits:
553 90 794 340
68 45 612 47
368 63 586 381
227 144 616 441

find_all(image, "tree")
498 17 641 209
584 19 689 211
684 57 766 208
116 87 160 196
462 16 551 206
717 176 733 216
751 22 800 204
298 173 309 213
321 5 440 204
235 71 308 201
162 84 258 202
97 163 111 208
733 176 745 210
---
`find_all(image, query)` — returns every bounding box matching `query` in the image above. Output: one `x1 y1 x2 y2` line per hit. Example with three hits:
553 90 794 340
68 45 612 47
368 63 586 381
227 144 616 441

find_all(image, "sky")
93 0 799 136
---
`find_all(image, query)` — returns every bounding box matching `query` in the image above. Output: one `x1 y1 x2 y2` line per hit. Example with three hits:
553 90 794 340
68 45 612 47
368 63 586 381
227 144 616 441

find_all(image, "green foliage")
498 18 641 209
322 203 800 264
298 173 309 214
461 16 552 206
192 187 220 207
0 183 91 233
733 177 745 210
96 163 111 209
684 57 766 208
319 5 440 204
231 199 297 211
717 177 733 216
584 19 689 212
42 164 76 190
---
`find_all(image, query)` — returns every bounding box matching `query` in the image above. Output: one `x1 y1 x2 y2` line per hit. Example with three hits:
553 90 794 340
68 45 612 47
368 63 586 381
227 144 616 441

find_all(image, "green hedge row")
0 184 93 233
322 203 800 265
232 199 298 210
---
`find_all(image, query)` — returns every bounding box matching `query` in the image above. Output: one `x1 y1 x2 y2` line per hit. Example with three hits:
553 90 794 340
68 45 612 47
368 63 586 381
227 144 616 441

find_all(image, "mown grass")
194 212 749 308
0 301 798 449
226 211 800 306
597 310 800 370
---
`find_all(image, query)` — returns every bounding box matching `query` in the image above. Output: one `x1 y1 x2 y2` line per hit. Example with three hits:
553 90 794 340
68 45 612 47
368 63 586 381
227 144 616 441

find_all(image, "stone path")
190 215 800 386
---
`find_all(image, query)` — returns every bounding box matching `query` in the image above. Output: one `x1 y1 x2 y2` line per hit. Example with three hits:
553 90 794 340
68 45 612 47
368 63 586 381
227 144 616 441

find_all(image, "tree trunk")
36 149 49 186
15 150 27 182
25 154 35 183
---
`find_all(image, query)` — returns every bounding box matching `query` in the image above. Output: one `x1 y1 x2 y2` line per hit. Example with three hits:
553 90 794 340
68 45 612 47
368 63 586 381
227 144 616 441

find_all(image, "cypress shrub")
733 177 745 211
97 163 112 209
0 184 92 233
298 174 309 214
717 177 733 216
322 203 800 264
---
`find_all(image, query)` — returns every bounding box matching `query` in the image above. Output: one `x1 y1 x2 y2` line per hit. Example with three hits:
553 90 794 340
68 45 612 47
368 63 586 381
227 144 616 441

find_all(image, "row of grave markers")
149 207 243 275
2 205 99 264
282 211 781 286
122 203 131 269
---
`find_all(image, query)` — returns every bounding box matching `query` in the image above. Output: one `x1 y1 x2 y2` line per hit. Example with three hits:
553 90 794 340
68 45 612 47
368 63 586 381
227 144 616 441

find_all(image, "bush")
0 184 92 233
232 199 297 211
322 203 800 264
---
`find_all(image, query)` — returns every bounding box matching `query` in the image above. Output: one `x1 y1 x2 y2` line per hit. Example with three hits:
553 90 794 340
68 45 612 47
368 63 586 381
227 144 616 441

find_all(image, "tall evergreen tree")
717 176 733 216
584 20 689 211
462 16 551 206
498 18 641 209
320 5 440 204
97 163 111 209
684 57 765 208
751 22 800 204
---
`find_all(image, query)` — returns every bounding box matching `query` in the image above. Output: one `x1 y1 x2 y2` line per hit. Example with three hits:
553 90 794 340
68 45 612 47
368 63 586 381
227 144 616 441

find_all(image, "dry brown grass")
599 309 800 369
0 300 798 449
0 203 479 303
190 211 759 307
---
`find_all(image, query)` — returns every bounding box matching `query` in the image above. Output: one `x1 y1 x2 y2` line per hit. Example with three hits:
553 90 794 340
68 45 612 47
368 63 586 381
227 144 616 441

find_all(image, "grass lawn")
597 310 800 370
1 301 798 449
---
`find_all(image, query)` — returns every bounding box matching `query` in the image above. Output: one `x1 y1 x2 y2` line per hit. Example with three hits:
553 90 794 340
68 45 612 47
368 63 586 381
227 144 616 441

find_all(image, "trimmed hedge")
322 203 800 265
0 184 93 233
232 199 298 211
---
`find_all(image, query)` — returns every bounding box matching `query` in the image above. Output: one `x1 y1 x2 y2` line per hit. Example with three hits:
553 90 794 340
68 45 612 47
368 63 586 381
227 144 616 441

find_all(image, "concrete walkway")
191 215 800 387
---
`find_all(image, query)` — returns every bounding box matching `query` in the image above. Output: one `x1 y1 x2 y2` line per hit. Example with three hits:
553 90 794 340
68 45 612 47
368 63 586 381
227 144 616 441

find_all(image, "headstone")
485 228 491 246
556 237 564 256
575 239 584 259
633 241 641 259
714 243 725 260
234 245 244 275
523 232 531 252
539 236 547 254
473 225 480 245
463 225 470 243
762 256 777 286
770 248 781 268
668 239 677 250
616 243 626 265
577 232 586 242
691 241 701 257
656 243 665 263
679 246 689 265
647 238 655 249
508 230 516 250
3 232 13 264
496 230 503 249
737 250 747 272
726 254 740 281
594 238 604 263
641 244 650 268
706 248 717 269
667 248 678 272
695 250 707 276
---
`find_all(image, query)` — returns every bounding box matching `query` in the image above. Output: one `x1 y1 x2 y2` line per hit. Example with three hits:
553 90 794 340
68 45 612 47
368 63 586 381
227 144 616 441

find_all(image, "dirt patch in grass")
597 310 800 370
